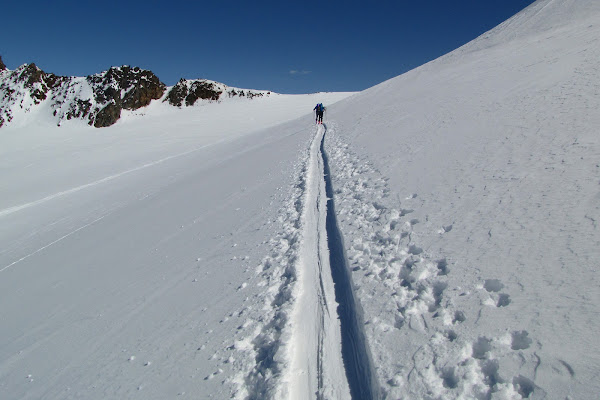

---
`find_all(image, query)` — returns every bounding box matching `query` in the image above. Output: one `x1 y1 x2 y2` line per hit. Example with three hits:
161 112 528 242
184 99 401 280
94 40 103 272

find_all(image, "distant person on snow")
313 103 325 124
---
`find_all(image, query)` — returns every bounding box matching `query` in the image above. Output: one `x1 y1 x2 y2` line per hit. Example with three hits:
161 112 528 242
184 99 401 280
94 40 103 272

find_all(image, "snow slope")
2 0 599 399
322 0 600 398
0 92 353 399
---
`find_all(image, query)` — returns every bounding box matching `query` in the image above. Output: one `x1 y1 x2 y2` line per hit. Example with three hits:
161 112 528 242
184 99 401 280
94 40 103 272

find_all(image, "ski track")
284 124 348 400
0 214 108 273
0 140 225 219
230 124 378 399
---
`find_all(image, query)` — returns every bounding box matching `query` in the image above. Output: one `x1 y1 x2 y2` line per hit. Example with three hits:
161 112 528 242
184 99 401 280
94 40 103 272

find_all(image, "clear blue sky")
2 0 535 94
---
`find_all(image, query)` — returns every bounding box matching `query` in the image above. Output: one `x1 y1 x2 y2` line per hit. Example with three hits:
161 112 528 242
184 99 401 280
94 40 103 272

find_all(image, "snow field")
0 93 353 400
324 124 547 399
2 0 600 398
228 140 308 399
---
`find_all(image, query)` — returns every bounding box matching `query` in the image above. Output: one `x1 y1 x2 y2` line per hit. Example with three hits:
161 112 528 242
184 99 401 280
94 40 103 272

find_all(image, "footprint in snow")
483 279 504 293
472 336 493 360
453 311 466 324
437 259 450 276
497 293 511 307
511 330 532 350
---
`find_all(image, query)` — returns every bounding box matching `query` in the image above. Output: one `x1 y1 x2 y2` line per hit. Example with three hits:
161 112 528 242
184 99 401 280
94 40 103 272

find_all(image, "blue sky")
2 0 535 93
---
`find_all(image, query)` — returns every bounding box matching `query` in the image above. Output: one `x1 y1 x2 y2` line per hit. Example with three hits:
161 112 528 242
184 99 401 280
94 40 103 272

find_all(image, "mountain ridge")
0 56 272 129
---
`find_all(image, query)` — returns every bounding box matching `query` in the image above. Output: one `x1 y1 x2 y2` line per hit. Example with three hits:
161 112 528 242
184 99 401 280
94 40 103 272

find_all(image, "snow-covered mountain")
1 0 599 399
0 59 272 128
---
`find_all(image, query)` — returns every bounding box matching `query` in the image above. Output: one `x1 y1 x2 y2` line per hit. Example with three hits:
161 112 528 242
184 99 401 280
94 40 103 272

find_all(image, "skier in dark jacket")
313 103 325 124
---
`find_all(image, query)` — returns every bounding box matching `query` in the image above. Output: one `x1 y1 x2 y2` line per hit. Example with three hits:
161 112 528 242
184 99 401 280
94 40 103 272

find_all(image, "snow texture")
322 0 600 398
1 0 599 399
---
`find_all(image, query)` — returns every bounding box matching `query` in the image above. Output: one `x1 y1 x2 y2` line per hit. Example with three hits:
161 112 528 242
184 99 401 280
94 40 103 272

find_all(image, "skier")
313 103 325 124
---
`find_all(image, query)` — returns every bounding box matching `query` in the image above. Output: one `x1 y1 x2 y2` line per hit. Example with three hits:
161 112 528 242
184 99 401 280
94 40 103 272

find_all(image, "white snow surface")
2 0 599 399
0 92 353 399
323 1 600 398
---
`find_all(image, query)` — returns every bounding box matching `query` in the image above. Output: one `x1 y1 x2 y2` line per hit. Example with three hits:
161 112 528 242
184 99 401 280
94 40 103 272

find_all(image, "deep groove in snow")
282 124 376 400
286 124 349 400
320 126 377 400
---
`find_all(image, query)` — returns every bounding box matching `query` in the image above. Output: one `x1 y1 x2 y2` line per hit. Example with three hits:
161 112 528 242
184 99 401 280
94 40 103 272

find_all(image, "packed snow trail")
282 124 376 400
285 124 350 399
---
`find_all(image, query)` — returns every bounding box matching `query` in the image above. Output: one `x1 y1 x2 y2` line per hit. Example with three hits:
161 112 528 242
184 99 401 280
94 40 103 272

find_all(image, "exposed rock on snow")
0 63 165 128
87 66 166 127
164 78 270 107
0 61 270 128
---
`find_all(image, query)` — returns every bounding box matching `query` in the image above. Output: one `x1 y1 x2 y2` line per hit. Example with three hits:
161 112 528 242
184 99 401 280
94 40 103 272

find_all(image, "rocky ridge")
0 56 271 128
165 78 269 107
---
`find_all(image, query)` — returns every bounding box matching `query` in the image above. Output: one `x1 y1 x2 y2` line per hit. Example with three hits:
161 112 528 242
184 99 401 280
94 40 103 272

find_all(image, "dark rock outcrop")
164 78 269 107
164 79 189 107
185 80 222 105
86 66 166 126
0 56 6 71
165 79 222 107
94 103 121 128
227 88 268 99
19 63 44 87
88 66 165 111
64 99 93 121
11 63 67 105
